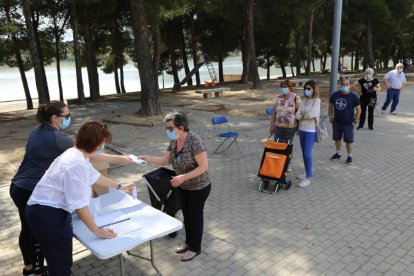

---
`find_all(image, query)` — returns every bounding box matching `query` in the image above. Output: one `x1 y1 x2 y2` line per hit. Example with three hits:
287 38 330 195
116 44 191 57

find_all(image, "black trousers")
178 184 211 253
26 204 73 276
9 183 44 271
359 96 376 129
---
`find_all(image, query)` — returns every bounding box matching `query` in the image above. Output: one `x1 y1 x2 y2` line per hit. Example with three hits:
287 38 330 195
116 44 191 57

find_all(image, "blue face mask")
167 130 177 141
304 89 313 97
341 86 350 93
60 117 71 129
280 87 289 95
95 144 105 155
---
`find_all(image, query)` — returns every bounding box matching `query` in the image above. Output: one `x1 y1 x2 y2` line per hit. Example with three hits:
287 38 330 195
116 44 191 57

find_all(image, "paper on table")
127 154 147 166
95 211 141 236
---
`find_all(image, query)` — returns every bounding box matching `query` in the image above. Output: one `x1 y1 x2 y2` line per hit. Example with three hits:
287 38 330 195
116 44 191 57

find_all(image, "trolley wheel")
274 183 281 193
282 180 292 190
258 180 269 192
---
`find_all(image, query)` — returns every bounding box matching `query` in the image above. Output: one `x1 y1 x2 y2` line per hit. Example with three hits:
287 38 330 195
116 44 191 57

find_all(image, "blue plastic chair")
211 116 242 158
265 107 274 118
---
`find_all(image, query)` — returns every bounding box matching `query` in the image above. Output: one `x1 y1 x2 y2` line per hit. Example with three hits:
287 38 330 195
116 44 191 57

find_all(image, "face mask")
167 130 177 140
304 89 313 97
280 87 289 95
60 117 71 129
95 144 105 155
341 86 350 93
365 73 373 79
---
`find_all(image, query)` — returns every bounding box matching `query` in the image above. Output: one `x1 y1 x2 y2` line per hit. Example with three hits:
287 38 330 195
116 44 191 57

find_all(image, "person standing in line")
295 80 320 188
269 80 301 171
352 68 381 130
25 122 134 276
381 63 406 115
139 112 210 262
329 78 361 165
9 101 132 276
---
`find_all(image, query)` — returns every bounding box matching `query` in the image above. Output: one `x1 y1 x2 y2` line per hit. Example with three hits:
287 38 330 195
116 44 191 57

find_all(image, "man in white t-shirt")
381 63 406 115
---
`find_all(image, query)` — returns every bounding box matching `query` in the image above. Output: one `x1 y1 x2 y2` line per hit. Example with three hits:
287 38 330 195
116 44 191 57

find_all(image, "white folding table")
72 189 183 275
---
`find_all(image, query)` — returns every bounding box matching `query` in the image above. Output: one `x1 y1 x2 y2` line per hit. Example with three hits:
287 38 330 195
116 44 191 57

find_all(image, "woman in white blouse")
296 80 321 188
25 122 133 276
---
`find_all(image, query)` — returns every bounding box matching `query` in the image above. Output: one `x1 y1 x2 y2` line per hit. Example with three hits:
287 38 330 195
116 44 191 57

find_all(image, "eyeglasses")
58 113 71 119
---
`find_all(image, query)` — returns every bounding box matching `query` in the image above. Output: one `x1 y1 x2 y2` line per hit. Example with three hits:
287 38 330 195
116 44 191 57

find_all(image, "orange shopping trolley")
257 138 292 194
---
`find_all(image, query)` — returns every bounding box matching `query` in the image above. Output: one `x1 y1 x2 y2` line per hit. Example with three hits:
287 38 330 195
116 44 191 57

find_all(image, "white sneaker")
381 111 387 114
296 173 306 180
298 178 311 188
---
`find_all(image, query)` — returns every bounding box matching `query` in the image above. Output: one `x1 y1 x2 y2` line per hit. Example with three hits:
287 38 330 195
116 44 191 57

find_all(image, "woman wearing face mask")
352 68 381 130
10 102 132 276
139 112 210 262
25 122 134 276
295 80 320 188
270 80 302 171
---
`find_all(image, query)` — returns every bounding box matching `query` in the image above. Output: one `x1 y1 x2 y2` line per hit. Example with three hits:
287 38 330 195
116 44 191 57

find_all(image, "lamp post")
329 0 343 96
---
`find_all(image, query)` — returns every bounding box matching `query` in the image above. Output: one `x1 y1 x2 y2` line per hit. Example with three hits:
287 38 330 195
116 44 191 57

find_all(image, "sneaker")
381 110 387 114
346 156 353 165
391 112 397 115
296 173 306 180
298 178 311 188
330 153 341 160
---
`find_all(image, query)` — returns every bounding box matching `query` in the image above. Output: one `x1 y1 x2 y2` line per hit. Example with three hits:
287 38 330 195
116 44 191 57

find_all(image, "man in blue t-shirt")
328 78 361 164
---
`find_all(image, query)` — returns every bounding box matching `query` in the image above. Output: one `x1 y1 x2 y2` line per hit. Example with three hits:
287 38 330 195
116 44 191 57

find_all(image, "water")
0 55 347 103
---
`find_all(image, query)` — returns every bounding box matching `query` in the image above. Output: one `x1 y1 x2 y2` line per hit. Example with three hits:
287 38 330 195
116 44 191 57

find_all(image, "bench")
195 87 231 99
291 79 311 87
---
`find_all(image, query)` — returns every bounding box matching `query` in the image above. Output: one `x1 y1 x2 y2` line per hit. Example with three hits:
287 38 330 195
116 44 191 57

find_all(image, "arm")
139 150 171 166
269 102 277 135
328 103 334 123
383 77 389 90
374 83 381 92
89 153 133 165
170 151 208 187
76 206 117 239
303 99 321 120
354 106 361 125
95 175 134 191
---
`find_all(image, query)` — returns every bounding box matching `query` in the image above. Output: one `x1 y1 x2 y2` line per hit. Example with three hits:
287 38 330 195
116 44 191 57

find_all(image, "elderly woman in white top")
295 80 321 188
26 122 134 276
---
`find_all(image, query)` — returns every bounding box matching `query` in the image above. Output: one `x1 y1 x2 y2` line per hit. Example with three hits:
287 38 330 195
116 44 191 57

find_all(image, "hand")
329 115 333 124
94 227 117 239
119 183 135 191
117 155 134 165
269 127 274 135
138 155 149 161
170 175 185 187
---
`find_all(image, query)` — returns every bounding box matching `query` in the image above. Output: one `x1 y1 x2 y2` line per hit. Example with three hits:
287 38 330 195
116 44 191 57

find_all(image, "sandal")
180 250 200 262
174 243 189 253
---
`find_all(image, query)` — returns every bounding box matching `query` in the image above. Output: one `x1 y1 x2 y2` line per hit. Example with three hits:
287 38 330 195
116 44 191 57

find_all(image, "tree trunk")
240 27 249 84
152 22 161 91
69 0 85 104
114 66 121 94
169 46 180 90
120 64 126 93
21 0 49 104
130 0 160 115
179 19 192 86
281 65 286 78
306 9 314 76
190 13 201 86
365 16 375 69
83 21 100 100
54 31 64 101
290 65 295 77
354 48 359 70
295 32 301 76
218 53 224 82
246 0 261 88
350 51 354 70
266 50 270 80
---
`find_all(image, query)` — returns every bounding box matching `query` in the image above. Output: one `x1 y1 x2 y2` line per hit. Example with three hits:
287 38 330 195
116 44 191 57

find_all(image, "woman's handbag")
314 116 328 143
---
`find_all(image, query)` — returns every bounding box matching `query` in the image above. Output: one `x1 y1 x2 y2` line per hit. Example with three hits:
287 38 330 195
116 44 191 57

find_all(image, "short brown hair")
75 122 112 153
280 80 293 91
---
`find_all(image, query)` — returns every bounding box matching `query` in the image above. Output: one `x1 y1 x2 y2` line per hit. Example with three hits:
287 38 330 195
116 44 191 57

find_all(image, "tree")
130 0 160 115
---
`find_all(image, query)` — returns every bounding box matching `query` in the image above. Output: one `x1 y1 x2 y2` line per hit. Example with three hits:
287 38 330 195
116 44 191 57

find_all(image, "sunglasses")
58 113 71 119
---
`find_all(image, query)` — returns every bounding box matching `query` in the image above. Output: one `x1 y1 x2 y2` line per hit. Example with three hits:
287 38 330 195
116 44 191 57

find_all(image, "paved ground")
2 85 414 276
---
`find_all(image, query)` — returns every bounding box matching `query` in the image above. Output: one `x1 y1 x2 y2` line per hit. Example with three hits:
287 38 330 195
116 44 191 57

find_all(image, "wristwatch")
116 184 122 189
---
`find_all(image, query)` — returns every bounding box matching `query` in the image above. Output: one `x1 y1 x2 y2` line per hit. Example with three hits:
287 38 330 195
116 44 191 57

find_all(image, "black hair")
36 101 67 125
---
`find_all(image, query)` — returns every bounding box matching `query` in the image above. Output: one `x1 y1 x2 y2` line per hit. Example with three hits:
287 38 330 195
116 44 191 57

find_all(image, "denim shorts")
332 122 354 143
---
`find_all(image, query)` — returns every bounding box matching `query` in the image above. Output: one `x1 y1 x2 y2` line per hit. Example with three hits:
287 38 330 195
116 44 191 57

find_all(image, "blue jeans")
382 88 400 113
299 130 316 178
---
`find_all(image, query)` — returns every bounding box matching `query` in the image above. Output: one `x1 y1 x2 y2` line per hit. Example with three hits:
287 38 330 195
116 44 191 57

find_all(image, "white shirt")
296 98 321 132
28 147 101 213
384 70 406 89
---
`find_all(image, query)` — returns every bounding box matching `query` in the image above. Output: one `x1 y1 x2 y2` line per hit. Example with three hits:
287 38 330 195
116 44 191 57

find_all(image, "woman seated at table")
139 112 211 262
26 122 134 276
